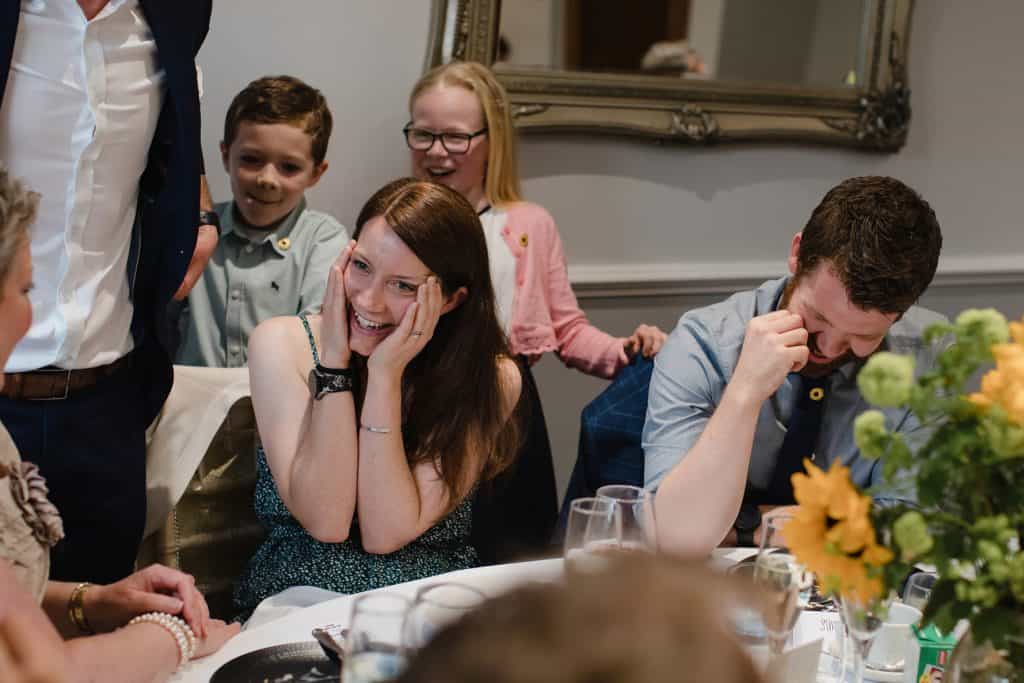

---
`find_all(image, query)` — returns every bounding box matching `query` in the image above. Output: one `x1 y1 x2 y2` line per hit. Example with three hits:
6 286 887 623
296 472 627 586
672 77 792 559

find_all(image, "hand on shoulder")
624 324 668 359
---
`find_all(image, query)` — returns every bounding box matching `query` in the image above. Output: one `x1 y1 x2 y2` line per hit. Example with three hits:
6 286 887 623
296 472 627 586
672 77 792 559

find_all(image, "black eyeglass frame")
402 124 488 155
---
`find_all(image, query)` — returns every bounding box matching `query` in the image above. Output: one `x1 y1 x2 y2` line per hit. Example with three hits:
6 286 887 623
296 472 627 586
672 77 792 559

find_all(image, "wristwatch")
734 503 761 547
198 210 220 229
310 363 354 400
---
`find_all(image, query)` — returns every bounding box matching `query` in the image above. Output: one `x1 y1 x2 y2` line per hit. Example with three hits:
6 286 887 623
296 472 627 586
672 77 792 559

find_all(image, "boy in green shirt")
179 75 348 367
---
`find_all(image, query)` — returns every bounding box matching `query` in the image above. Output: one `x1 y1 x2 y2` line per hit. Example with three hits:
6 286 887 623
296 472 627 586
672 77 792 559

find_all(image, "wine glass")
343 593 412 683
752 514 811 656
402 582 487 652
840 595 890 683
563 496 621 573
595 484 656 551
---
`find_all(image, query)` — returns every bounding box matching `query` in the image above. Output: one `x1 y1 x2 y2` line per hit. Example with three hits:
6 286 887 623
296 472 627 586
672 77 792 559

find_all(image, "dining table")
172 548 855 683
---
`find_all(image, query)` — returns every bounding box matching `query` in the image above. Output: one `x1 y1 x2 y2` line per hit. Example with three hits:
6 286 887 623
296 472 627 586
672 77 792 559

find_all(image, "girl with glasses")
405 62 667 559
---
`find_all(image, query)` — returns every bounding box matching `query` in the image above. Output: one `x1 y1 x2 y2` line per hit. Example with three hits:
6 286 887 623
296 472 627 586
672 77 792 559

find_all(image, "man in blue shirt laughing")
644 176 945 556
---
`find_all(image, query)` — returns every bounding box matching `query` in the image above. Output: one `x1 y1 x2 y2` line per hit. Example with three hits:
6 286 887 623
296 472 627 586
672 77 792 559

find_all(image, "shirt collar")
222 197 308 256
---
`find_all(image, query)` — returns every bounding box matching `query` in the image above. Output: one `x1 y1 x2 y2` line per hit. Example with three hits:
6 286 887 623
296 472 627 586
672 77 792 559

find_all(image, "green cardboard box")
903 624 958 683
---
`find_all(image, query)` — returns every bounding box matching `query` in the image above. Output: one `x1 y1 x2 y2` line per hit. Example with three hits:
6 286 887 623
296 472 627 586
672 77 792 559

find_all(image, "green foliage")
857 311 1024 661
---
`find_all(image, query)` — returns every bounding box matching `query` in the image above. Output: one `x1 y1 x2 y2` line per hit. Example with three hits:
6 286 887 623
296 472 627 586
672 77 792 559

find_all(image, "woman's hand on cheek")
320 241 354 368
366 277 443 379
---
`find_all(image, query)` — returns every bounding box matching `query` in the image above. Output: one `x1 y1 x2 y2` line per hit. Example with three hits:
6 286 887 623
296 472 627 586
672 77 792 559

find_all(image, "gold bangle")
68 582 95 635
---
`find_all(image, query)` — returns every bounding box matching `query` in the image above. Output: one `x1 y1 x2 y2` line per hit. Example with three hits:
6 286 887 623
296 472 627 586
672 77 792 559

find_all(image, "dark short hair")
222 75 332 165
796 176 942 314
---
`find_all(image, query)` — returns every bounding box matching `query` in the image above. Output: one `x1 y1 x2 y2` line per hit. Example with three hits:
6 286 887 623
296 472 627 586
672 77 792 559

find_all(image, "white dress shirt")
0 0 165 371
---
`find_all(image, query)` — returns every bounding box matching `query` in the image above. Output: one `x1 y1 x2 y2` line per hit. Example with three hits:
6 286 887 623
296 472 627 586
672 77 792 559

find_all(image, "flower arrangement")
786 309 1024 662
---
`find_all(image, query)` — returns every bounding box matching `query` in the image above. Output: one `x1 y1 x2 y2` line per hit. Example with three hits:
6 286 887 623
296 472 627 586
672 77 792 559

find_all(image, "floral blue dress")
232 315 477 619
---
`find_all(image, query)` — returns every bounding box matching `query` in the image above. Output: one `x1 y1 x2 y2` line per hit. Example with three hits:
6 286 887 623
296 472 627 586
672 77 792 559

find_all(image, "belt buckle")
33 367 73 401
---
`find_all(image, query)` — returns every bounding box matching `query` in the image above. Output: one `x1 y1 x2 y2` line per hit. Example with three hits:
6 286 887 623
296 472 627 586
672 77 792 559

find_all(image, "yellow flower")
1010 321 1024 345
969 322 1024 426
787 460 893 602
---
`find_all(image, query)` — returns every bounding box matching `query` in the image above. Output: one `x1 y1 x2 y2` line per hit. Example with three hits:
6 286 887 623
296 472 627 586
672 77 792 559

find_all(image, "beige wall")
199 1 1024 503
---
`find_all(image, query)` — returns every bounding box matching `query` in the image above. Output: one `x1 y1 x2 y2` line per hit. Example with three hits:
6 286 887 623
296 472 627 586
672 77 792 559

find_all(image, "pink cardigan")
498 202 629 379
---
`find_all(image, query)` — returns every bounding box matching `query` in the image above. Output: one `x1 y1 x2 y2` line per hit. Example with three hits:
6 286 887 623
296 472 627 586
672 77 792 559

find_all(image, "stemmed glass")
840 595 891 683
402 582 487 652
752 514 812 656
343 593 412 683
563 496 621 573
595 484 656 551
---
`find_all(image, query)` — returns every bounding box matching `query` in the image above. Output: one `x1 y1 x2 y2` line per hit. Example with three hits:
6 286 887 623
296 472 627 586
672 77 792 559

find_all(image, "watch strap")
312 363 354 400
198 210 220 229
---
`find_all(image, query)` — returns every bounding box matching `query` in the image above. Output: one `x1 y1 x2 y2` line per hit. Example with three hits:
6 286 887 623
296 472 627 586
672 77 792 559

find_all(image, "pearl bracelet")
127 612 196 668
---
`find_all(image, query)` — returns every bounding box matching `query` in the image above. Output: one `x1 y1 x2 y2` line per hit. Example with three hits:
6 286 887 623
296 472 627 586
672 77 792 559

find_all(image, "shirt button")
229 344 240 354
230 290 241 301
244 244 255 254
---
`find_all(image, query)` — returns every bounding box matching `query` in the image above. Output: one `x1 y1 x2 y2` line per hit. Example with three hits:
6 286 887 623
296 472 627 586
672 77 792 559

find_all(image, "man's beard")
778 278 864 378
801 333 859 378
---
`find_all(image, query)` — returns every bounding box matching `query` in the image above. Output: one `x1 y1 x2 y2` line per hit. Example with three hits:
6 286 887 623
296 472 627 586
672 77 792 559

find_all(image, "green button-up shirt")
178 198 348 367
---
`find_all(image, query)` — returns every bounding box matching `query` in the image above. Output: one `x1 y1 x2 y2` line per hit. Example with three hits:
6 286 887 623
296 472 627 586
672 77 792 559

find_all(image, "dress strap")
298 313 320 366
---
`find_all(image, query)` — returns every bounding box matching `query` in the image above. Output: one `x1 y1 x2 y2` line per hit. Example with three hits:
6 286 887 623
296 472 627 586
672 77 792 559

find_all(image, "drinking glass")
343 593 412 683
902 571 937 611
840 595 890 683
563 497 621 573
595 484 656 551
752 514 812 656
402 582 487 651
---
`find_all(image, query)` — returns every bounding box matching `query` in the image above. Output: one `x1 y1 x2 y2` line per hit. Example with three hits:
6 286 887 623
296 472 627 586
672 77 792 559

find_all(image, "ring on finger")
411 330 424 336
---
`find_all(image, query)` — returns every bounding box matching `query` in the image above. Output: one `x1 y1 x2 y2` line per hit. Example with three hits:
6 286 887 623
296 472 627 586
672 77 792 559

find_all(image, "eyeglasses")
402 124 488 155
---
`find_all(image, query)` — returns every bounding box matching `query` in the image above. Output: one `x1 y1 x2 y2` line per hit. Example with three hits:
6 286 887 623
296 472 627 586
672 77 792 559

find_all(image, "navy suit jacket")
555 355 653 541
0 0 212 420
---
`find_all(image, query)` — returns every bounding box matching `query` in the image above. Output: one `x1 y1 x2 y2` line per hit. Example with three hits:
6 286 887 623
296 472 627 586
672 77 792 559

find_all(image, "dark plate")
210 641 341 683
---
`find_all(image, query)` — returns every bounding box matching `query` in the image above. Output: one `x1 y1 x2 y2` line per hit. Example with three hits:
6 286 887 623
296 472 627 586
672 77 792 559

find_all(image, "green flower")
853 410 889 459
1009 555 1024 602
980 416 1024 459
892 511 934 562
955 308 1010 346
858 352 916 407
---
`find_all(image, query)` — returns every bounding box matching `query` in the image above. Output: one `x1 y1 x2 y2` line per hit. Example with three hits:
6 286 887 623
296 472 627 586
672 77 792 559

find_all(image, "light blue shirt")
643 277 947 503
178 198 348 368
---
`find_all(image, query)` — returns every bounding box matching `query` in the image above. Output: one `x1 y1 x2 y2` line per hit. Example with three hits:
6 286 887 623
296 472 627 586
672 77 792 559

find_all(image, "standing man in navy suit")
0 0 218 585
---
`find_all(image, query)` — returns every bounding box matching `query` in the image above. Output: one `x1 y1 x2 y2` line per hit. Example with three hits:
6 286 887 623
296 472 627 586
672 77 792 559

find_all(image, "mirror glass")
496 0 873 89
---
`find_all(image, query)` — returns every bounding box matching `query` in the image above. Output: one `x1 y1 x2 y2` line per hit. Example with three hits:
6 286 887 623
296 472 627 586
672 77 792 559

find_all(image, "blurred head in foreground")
397 555 765 683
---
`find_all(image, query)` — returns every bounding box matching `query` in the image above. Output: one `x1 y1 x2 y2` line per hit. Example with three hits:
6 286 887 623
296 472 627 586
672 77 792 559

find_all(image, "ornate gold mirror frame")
425 0 914 151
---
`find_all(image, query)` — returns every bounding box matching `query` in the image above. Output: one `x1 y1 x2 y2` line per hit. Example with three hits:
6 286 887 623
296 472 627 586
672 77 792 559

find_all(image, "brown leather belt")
1 354 134 401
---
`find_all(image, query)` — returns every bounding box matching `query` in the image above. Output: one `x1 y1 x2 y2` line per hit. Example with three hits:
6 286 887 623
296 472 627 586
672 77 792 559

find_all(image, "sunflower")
786 460 894 602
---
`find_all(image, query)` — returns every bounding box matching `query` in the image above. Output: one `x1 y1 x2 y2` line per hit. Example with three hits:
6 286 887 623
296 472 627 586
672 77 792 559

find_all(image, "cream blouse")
0 423 63 602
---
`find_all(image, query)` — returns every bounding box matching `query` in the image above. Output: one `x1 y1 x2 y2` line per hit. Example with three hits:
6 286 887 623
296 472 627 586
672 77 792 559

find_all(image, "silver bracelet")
360 424 392 434
127 612 196 669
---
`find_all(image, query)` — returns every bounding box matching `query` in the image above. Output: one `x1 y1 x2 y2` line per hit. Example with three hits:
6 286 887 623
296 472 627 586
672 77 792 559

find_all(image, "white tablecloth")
173 558 565 682
173 549 850 683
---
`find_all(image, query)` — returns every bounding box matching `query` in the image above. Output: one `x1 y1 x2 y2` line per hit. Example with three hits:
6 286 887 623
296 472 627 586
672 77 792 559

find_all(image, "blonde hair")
409 61 522 206
398 555 765 683
0 165 38 286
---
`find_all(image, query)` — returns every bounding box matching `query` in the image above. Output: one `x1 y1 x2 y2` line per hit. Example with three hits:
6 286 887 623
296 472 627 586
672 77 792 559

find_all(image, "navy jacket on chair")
555 355 654 541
